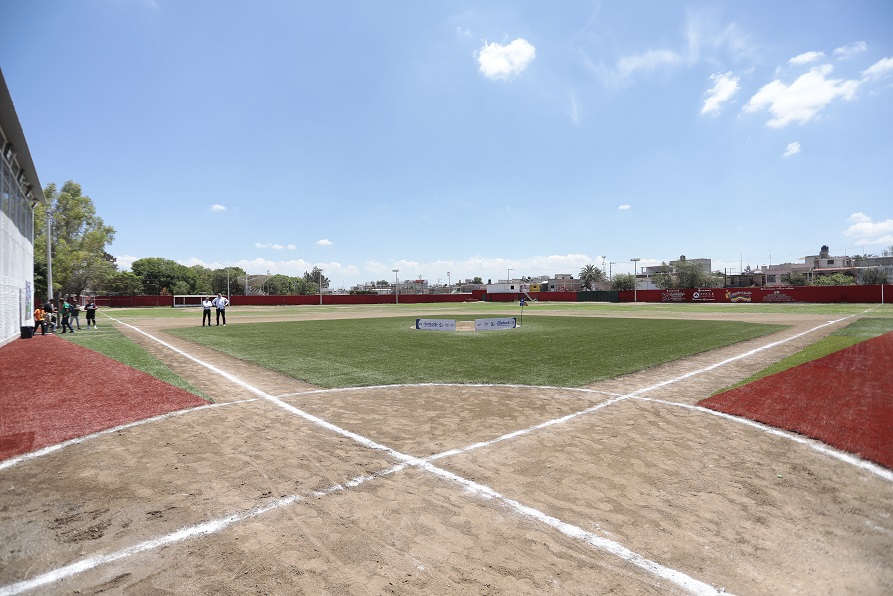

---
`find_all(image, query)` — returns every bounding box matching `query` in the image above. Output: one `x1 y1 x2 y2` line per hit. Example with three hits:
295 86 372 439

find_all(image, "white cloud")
743 64 860 127
317 239 333 246
834 41 867 59
114 254 139 271
783 141 801 157
862 57 893 81
456 26 471 38
618 204 631 210
789 51 824 66
286 244 297 250
210 204 226 212
701 71 740 115
255 243 286 250
616 49 682 79
843 213 893 245
476 38 536 80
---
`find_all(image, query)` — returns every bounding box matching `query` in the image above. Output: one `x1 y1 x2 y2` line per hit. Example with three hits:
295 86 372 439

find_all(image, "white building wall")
1 157 35 346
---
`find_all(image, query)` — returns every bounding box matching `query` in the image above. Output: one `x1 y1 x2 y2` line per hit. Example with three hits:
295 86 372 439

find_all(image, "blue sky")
3 0 892 289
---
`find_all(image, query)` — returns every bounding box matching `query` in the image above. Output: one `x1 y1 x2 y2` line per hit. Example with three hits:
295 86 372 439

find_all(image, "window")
827 260 835 265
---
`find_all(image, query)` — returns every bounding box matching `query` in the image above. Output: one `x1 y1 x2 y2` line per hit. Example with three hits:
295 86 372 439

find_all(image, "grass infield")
168 315 784 388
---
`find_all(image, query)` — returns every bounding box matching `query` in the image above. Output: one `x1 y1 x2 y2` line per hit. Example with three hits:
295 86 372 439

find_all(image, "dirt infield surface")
1 305 892 595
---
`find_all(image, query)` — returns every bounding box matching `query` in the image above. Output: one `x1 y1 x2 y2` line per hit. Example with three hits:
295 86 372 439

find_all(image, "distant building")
1 68 45 345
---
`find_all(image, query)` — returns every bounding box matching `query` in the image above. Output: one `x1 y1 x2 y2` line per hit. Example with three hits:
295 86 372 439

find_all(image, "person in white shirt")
201 296 213 326
212 293 229 326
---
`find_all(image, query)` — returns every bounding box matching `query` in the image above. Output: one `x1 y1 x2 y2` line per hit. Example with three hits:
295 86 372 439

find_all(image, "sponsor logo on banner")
725 290 752 303
762 291 794 303
475 317 517 331
416 319 457 331
692 289 716 302
662 290 686 302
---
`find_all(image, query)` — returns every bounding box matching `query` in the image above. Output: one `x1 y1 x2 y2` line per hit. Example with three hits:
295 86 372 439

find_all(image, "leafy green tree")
34 181 117 299
611 273 636 291
813 272 855 286
859 267 889 285
211 267 246 295
190 265 215 294
107 271 144 295
883 245 893 257
579 263 606 290
781 272 808 286
303 266 329 292
472 277 483 284
674 259 722 288
651 263 674 290
131 258 198 295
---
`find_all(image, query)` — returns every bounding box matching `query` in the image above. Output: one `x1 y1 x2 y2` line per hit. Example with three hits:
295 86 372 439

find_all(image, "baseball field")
1 301 891 595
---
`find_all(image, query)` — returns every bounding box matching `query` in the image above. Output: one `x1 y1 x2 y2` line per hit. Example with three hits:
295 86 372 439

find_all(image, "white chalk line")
634 397 893 484
1 311 871 594
0 317 725 596
0 398 259 472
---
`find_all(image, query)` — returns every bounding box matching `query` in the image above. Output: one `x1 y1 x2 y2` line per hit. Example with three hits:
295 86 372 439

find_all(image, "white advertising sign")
474 317 517 331
416 318 457 331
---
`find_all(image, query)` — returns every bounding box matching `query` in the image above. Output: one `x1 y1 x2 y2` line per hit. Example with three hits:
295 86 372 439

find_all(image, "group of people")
202 293 229 326
33 296 98 335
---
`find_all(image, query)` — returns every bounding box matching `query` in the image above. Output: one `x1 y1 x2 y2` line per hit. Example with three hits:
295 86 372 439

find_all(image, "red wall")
619 285 891 303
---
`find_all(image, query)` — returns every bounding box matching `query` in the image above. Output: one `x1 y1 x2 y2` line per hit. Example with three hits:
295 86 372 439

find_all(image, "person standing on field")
60 297 74 333
201 296 213 326
212 293 229 326
69 297 82 330
85 296 98 329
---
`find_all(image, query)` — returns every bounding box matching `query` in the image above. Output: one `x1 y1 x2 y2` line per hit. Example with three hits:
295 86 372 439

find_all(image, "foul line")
634 397 893 484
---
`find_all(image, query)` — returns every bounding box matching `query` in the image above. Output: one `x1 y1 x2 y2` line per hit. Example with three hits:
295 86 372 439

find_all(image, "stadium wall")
619 285 891 303
93 284 891 308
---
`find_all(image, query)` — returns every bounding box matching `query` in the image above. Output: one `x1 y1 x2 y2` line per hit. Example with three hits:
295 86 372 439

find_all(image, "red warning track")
699 331 893 470
0 335 206 461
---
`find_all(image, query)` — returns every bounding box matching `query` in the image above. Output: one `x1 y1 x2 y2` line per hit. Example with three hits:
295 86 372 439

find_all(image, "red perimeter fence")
87 285 890 308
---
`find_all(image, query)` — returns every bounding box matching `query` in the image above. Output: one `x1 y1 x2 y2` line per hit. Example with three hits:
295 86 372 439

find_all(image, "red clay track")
0 335 206 461
699 331 893 470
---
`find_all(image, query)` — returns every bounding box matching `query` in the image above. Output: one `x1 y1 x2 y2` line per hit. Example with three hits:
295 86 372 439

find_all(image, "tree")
883 245 893 257
651 263 674 290
611 273 636 291
211 267 246 295
781 272 808 286
303 267 329 292
131 258 198 295
34 181 117 299
859 267 889 285
813 272 855 286
579 263 606 290
472 277 483 284
107 271 143 295
674 259 722 288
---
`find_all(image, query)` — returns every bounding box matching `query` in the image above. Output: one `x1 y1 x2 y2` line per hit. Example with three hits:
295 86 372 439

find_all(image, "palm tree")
579 263 606 290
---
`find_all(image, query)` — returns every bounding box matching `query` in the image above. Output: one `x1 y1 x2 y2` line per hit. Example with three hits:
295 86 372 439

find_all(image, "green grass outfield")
168 315 784 388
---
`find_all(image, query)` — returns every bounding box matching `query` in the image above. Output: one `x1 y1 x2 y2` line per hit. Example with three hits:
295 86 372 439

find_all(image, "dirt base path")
1 308 891 595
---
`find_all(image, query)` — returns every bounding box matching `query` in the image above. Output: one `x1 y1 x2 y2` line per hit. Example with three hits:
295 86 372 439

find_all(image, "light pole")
630 258 641 302
45 207 53 303
393 269 399 304
226 267 231 300
609 262 615 281
319 268 324 305
447 271 451 293
507 268 513 283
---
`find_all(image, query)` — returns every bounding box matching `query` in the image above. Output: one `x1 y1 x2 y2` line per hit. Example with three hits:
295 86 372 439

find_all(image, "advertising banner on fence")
474 317 517 331
416 319 457 331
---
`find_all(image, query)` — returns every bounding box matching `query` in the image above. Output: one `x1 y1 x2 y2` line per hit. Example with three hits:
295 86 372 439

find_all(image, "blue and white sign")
416 318 457 331
474 317 517 331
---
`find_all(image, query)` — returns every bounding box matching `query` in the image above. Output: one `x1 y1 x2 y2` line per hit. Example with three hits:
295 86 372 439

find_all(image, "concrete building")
1 68 44 346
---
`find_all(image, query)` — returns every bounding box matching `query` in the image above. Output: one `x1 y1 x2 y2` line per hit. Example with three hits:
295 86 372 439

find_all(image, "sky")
3 0 892 289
